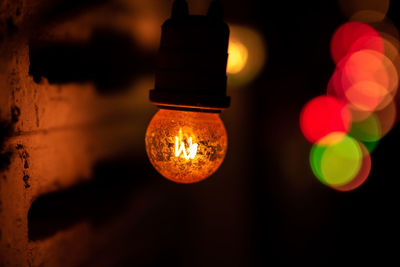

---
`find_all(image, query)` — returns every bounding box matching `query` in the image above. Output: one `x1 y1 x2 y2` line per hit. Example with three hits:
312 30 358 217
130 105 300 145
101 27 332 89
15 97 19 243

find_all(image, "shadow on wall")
29 28 155 94
0 121 13 172
28 154 156 241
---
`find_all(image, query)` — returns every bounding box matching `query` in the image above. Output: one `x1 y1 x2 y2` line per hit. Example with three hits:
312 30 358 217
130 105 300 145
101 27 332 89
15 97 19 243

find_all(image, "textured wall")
0 0 159 266
0 1 249 266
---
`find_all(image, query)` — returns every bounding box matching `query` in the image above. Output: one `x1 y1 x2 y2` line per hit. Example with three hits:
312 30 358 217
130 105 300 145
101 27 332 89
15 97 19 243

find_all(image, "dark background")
247 1 400 265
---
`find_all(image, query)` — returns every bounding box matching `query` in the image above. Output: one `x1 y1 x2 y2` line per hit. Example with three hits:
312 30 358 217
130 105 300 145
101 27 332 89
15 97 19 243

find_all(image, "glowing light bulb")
145 109 228 183
146 1 231 183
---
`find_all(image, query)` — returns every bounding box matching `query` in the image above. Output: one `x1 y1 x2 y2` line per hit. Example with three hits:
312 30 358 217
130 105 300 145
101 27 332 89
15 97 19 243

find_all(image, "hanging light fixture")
145 0 230 184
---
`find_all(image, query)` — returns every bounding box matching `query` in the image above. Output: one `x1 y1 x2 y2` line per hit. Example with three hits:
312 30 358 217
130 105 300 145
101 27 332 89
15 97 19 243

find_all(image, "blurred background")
0 0 399 266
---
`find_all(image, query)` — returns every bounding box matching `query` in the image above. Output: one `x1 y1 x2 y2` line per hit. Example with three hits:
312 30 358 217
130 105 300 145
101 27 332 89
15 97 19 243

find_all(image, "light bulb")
145 109 228 183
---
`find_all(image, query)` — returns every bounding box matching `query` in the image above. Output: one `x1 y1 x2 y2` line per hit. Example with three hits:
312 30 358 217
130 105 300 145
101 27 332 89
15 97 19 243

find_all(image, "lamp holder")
150 0 230 112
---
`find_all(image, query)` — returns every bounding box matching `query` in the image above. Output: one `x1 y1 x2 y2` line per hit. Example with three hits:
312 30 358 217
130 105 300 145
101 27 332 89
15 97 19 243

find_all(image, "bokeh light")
338 0 390 23
227 24 266 88
345 81 392 112
227 40 249 74
309 132 346 182
330 22 384 64
300 96 351 145
301 5 400 191
350 114 381 142
328 48 398 121
310 134 369 190
349 100 396 151
319 135 362 186
334 143 371 191
341 50 398 107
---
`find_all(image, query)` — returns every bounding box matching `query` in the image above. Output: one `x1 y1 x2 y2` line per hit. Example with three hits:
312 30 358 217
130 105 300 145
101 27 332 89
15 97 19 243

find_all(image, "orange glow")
227 39 249 74
381 33 400 78
145 109 228 183
227 24 266 87
375 100 397 137
339 0 390 23
350 10 388 23
345 81 389 111
342 51 398 100
382 34 400 61
328 50 398 113
174 129 198 160
132 16 162 50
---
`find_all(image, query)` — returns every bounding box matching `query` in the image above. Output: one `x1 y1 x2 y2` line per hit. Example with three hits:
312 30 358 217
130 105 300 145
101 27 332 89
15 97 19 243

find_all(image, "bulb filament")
175 129 198 160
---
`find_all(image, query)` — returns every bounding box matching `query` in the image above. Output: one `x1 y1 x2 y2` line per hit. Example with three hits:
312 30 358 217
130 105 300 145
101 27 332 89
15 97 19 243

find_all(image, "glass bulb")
145 109 228 183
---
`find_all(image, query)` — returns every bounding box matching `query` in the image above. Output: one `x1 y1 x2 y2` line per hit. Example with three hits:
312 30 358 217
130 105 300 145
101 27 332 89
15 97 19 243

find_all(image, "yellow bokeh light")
145 109 228 183
227 24 266 88
311 134 363 187
227 39 249 74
